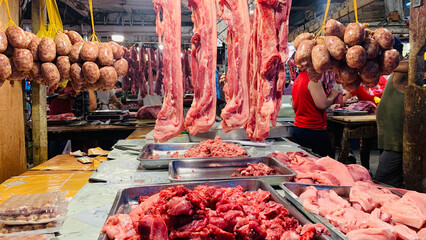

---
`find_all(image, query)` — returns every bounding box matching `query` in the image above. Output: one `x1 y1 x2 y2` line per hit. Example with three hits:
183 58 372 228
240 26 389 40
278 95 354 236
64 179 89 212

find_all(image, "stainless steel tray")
169 157 296 186
98 179 331 240
189 122 294 141
138 142 251 169
280 182 403 240
280 183 351 240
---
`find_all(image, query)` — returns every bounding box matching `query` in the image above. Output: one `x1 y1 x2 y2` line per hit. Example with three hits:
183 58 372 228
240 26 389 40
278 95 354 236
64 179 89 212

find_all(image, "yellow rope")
353 0 359 23
322 0 331 27
4 0 16 27
88 0 99 42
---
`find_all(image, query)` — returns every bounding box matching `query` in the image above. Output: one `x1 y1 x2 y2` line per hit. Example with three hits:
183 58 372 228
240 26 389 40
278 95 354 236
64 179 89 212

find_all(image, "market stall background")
0 0 424 238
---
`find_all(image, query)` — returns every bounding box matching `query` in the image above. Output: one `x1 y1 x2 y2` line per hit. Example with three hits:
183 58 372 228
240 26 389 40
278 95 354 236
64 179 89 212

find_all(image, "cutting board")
332 115 376 122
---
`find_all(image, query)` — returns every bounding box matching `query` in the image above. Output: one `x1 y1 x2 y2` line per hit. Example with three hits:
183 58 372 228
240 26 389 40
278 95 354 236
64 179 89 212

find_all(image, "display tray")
98 179 332 240
188 122 294 141
169 157 296 186
332 109 368 116
137 142 252 169
280 182 403 240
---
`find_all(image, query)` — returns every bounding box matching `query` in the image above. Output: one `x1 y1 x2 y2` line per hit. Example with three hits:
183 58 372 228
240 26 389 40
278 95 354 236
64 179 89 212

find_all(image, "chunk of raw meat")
325 207 370 233
152 0 184 142
349 181 400 212
315 156 356 186
154 49 163 96
219 0 251 133
346 227 396 240
147 48 155 95
367 209 420 240
346 164 373 182
299 186 350 216
418 228 426 240
101 214 137 240
233 162 275 177
136 105 162 119
184 0 217 135
272 0 292 125
138 215 168 240
245 0 292 141
381 191 426 229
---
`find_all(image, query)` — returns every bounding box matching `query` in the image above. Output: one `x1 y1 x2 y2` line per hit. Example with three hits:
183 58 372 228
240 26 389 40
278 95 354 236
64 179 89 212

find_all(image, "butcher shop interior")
0 0 425 239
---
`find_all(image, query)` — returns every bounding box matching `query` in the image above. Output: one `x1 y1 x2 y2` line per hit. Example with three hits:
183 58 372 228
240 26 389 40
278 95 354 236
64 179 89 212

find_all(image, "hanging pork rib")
244 0 292 141
218 0 251 133
152 0 184 142
184 0 217 135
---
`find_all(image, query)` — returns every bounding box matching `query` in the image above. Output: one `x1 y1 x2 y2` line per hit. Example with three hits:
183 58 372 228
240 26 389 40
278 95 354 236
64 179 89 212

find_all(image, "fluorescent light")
406 1 411 6
249 10 254 14
158 44 163 50
112 35 124 42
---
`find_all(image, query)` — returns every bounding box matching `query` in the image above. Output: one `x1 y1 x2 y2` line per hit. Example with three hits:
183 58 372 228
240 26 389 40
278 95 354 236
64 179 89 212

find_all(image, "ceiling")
21 0 410 46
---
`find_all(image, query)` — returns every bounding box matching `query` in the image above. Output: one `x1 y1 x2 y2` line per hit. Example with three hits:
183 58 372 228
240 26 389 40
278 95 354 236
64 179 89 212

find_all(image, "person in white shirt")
96 89 123 110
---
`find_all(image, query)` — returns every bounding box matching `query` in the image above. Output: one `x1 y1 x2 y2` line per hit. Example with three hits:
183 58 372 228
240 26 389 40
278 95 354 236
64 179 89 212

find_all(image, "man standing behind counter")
374 60 408 188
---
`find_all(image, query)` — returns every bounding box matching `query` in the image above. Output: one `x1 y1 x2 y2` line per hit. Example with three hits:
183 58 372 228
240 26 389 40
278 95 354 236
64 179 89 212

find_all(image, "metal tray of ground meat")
137 142 252 170
98 179 332 240
280 183 403 240
188 122 295 141
168 157 296 186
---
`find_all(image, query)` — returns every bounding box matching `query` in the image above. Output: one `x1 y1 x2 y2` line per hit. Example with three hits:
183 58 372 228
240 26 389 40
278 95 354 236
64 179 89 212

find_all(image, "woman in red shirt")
291 70 339 157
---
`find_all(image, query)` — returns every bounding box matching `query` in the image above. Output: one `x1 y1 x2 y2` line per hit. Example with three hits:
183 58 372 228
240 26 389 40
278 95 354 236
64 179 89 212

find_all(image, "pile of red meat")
46 112 76 121
232 163 275 177
102 185 328 240
299 182 426 240
269 151 373 186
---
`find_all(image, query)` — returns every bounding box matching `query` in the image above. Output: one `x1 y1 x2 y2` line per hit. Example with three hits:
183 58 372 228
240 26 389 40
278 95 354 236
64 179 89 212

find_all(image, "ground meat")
101 185 327 240
184 136 247 158
232 162 275 177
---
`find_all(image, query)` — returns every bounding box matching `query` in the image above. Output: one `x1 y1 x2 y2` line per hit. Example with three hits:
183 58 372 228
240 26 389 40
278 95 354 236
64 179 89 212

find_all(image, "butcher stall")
0 0 425 239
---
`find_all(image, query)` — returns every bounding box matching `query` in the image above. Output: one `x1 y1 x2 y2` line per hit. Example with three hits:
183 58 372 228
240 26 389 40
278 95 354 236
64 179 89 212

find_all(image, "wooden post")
31 0 48 166
403 3 426 192
0 0 27 182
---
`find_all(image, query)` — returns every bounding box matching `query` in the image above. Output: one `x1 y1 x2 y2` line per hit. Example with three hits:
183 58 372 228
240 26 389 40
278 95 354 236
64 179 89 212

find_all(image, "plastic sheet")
0 192 68 225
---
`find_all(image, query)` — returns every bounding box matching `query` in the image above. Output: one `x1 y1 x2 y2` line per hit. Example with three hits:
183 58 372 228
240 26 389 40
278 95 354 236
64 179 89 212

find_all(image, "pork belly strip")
219 0 251 133
153 0 184 142
185 0 218 135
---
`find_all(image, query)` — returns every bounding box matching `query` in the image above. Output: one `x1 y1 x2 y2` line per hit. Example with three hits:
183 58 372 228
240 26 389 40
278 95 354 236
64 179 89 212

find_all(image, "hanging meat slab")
184 0 217 135
153 0 184 142
244 0 291 142
147 48 155 95
219 0 251 133
154 49 163 96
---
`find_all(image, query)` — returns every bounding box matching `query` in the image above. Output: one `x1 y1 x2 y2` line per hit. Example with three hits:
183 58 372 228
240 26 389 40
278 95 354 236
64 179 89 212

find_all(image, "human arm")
88 90 97 112
350 86 376 102
307 80 339 110
111 94 123 109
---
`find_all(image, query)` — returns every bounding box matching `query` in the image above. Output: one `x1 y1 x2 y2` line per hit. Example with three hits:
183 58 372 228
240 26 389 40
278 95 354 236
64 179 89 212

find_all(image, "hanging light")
112 35 124 42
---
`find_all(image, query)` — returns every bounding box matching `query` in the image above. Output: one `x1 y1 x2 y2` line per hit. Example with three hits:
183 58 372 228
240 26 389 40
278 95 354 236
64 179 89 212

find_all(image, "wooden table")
327 115 377 168
126 126 155 139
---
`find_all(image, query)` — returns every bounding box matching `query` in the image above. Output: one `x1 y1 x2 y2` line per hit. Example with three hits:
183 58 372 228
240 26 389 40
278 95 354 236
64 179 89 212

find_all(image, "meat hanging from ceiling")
244 0 292 142
184 0 217 136
138 47 148 98
218 0 251 133
153 0 184 142
182 49 193 94
154 49 163 96
147 48 155 96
